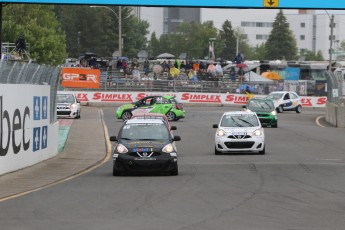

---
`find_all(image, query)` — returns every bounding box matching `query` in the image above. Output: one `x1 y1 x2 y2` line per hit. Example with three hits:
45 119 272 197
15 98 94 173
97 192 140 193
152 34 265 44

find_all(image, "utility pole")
329 14 334 72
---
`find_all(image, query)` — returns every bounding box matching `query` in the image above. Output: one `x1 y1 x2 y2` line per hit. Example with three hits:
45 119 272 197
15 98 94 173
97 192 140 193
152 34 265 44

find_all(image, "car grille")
57 111 71 115
260 118 273 123
257 113 270 117
227 135 251 139
57 105 70 110
224 141 255 149
128 152 162 157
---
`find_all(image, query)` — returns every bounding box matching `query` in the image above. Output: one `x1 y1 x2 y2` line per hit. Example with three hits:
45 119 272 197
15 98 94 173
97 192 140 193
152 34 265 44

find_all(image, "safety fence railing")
0 60 61 123
62 77 328 97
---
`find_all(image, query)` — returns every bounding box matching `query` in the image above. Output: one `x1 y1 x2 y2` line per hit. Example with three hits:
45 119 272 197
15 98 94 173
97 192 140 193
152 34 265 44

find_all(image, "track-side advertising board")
0 0 345 10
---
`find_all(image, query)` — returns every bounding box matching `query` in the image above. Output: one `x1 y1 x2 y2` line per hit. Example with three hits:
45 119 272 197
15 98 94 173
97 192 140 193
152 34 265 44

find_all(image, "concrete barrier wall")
326 102 345 128
0 84 59 175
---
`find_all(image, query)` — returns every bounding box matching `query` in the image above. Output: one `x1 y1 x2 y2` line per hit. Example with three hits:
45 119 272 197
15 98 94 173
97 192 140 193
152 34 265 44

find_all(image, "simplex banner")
60 91 327 107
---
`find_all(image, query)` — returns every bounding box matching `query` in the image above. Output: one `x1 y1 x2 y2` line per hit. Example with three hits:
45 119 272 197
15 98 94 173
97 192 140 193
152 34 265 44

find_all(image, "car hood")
220 127 259 133
118 139 170 150
249 107 273 113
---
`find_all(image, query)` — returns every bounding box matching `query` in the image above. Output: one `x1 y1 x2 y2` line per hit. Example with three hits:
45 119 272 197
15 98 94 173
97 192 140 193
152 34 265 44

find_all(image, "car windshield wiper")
230 117 243 127
120 137 132 140
261 102 272 109
236 118 255 127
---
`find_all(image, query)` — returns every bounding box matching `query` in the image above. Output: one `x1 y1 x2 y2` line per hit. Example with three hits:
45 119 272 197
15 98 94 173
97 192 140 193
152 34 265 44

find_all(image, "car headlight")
271 110 277 116
252 128 263 136
162 144 174 153
245 109 251 112
70 103 77 108
115 144 128 154
216 129 226 136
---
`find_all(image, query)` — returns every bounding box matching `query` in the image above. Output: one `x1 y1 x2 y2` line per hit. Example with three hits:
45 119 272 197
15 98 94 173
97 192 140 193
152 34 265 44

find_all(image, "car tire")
215 146 221 155
259 146 266 155
113 165 122 176
121 111 132 121
296 105 302 113
277 105 283 113
170 163 178 176
166 111 176 121
272 122 278 128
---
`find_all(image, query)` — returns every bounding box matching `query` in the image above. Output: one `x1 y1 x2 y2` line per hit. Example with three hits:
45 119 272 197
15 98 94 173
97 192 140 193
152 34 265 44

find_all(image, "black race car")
110 118 181 176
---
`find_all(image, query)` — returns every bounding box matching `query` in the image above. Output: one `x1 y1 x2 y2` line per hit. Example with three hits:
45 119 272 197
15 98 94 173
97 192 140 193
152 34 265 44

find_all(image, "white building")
139 8 345 59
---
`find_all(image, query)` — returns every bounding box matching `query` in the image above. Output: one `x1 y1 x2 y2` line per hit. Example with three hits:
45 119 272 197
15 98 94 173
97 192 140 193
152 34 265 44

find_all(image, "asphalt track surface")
1 105 345 230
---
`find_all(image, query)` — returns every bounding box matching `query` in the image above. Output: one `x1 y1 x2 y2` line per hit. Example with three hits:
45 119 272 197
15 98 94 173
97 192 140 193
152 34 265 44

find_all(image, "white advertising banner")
0 84 59 175
64 91 327 108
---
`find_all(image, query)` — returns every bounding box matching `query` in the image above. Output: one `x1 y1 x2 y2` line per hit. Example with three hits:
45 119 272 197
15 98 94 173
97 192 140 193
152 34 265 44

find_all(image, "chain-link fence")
331 70 345 105
0 60 61 123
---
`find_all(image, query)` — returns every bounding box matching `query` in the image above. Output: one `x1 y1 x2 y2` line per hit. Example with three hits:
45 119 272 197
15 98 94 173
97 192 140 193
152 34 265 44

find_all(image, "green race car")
243 98 278 128
116 95 186 121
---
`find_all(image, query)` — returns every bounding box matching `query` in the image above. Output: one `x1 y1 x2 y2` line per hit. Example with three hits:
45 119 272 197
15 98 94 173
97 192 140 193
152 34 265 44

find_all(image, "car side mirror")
173 136 181 141
242 105 246 109
109 136 117 141
170 126 177 130
213 124 218 128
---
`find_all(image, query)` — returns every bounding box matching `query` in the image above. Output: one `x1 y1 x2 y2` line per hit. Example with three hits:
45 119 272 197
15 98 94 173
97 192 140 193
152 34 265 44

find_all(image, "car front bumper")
57 109 79 118
215 135 265 153
113 153 177 174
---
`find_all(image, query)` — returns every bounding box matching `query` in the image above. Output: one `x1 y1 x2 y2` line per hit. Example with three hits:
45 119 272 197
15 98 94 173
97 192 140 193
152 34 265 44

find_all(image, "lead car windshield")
220 114 259 127
120 123 170 140
57 94 75 103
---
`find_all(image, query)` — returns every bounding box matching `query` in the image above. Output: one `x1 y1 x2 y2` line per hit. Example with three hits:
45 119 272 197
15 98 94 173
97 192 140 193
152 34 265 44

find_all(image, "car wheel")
113 165 122 176
166 111 176 121
296 105 302 113
259 146 266 155
277 105 283 113
215 146 221 155
272 122 278 128
170 163 178 176
121 111 132 121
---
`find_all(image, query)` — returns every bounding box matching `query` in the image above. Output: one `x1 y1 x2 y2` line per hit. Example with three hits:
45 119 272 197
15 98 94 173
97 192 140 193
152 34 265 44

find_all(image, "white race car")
213 111 265 155
56 93 81 119
266 91 302 113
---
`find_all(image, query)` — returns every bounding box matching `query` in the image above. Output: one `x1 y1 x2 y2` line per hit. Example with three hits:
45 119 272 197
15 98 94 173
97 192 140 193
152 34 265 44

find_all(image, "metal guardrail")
0 60 61 123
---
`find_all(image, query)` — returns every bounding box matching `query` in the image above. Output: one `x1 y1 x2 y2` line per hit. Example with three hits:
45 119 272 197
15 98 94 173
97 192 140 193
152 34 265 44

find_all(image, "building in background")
139 8 345 60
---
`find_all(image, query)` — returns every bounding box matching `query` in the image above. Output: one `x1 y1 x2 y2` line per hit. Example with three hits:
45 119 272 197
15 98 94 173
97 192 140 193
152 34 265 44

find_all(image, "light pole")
209 37 216 61
90 5 122 56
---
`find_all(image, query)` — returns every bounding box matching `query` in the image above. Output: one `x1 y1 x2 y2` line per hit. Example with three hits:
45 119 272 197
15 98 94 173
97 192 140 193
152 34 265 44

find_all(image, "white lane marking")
316 116 325 127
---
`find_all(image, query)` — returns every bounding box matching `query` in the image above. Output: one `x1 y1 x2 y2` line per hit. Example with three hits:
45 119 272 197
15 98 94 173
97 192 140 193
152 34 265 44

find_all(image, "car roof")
269 91 296 94
125 119 164 125
57 92 76 96
249 98 273 101
222 111 257 116
132 112 167 118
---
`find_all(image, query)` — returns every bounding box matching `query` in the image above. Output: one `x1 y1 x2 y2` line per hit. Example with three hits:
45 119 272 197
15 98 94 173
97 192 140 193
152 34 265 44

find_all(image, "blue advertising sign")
0 0 344 9
33 96 40 121
285 67 300 80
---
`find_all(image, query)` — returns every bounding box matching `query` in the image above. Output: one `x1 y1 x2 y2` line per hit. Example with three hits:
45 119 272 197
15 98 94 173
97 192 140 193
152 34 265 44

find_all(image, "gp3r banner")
61 68 100 89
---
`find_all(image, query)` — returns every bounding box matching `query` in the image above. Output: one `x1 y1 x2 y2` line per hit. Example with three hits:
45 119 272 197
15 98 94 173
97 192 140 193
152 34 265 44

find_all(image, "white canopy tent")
244 71 274 82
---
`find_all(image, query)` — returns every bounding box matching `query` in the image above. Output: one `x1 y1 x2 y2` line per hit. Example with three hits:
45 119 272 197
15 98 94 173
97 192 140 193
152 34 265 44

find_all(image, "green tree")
55 5 149 59
3 4 67 65
147 32 160 57
219 20 236 60
299 49 324 61
249 43 267 60
265 10 297 60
